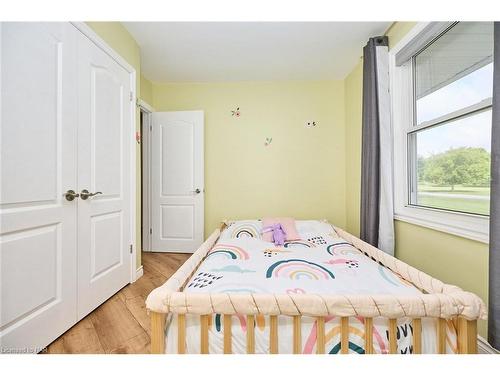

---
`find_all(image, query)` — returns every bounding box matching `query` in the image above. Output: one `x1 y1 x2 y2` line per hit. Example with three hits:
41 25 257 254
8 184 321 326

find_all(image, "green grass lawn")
418 184 490 196
416 184 490 215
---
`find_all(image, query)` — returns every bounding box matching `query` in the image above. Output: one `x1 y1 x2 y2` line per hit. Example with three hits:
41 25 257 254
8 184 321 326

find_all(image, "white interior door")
76 31 132 319
0 23 78 351
151 111 204 252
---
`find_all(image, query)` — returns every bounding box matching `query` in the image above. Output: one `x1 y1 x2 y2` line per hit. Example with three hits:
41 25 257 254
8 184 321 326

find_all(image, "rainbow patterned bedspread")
165 220 457 354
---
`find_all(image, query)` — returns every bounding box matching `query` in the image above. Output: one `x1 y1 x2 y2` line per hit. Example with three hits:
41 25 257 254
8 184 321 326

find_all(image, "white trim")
390 22 490 244
391 22 432 56
394 22 455 66
411 98 492 133
70 22 136 74
140 107 153 252
70 22 138 283
134 266 144 281
478 335 499 354
138 99 155 113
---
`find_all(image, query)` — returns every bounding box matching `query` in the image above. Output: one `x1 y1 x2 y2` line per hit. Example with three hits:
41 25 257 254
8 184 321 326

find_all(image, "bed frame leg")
457 317 477 354
151 312 166 354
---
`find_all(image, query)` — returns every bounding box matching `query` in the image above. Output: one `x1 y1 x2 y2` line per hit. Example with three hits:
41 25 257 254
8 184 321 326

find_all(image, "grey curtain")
489 22 500 351
360 36 392 252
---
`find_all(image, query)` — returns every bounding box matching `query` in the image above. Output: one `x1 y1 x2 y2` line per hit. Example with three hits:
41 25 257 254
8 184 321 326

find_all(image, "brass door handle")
64 190 80 201
80 189 102 200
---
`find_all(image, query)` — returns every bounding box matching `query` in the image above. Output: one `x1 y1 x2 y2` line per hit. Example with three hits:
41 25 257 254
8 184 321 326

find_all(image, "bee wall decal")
264 137 272 147
231 107 241 117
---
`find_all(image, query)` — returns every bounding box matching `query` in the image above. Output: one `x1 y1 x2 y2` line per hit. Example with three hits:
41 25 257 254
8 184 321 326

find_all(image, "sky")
415 63 493 158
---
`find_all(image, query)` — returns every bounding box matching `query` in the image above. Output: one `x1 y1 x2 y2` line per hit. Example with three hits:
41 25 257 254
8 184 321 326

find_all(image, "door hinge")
129 244 133 254
129 92 133 102
149 228 152 234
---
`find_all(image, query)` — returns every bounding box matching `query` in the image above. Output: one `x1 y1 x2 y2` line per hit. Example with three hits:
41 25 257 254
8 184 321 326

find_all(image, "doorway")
139 108 205 253
139 101 153 252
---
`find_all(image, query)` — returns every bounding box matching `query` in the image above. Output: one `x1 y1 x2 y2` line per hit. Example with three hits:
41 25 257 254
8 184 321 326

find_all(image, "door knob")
64 190 80 201
80 189 103 200
191 188 201 194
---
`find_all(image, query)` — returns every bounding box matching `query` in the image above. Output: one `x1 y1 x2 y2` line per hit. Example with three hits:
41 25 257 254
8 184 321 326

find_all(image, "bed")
146 220 486 354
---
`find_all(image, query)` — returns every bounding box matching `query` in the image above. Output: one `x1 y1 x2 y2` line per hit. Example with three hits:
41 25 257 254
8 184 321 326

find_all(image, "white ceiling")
123 22 391 83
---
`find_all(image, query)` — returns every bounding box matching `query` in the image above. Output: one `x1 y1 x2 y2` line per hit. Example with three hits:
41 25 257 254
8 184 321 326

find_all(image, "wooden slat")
200 315 210 354
270 315 278 354
437 318 446 354
177 314 186 354
293 316 302 354
223 315 232 354
388 319 398 354
341 317 349 354
316 317 325 354
246 315 255 354
457 317 477 354
364 318 374 354
412 318 422 354
150 312 166 354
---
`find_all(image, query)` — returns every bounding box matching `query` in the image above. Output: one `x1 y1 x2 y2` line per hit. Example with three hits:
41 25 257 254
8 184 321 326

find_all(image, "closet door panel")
0 22 78 352
76 31 132 319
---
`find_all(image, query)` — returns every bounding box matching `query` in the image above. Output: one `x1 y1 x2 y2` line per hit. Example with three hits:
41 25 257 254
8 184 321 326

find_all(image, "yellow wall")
344 22 490 336
152 81 347 235
140 75 154 105
86 22 143 268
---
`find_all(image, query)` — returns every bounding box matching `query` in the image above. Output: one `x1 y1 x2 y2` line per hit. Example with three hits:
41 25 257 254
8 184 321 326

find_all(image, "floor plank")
89 294 146 353
45 252 191 354
125 295 151 335
46 316 105 354
110 331 150 354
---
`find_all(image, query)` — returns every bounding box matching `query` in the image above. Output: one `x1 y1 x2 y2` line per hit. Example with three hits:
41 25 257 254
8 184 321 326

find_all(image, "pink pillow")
262 217 300 242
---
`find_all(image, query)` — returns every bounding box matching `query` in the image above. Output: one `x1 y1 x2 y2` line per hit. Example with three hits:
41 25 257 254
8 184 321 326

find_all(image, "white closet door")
151 111 204 253
0 23 78 351
76 31 132 319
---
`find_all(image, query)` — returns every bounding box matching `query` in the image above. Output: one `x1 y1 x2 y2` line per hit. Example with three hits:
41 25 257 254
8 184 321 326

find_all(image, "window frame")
390 22 490 243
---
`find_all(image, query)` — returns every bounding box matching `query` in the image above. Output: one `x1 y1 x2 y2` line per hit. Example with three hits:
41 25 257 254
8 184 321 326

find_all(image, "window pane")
410 109 491 216
415 22 493 125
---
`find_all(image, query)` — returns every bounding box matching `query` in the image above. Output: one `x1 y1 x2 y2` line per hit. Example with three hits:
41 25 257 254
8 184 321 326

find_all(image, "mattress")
165 220 457 354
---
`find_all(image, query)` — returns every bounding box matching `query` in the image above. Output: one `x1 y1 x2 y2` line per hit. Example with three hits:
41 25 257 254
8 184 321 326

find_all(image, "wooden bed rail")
148 221 482 355
150 312 477 354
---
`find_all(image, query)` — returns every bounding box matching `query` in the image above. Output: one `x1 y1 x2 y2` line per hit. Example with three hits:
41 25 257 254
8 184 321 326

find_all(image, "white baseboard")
135 266 144 281
478 335 499 354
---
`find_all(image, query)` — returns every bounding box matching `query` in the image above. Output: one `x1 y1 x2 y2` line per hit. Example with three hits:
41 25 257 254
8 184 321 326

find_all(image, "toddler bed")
146 220 486 354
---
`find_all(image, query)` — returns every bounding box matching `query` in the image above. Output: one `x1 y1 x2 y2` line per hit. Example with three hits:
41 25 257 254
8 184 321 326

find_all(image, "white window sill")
394 205 489 244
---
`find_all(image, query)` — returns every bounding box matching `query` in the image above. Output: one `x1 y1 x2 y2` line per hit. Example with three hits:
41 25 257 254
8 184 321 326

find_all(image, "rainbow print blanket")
165 220 457 354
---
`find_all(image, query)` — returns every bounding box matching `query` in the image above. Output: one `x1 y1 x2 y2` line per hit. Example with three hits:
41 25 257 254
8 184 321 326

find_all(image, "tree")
417 156 427 182
420 147 490 190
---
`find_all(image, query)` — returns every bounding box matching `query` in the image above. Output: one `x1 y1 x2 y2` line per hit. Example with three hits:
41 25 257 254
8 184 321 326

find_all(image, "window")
391 22 493 242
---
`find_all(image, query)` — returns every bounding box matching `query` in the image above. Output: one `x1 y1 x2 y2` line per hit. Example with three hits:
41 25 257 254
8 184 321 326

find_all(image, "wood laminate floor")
45 252 190 354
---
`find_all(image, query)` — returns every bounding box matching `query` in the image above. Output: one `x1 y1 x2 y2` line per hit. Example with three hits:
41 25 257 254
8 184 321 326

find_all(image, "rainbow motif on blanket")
229 222 262 239
303 317 387 354
326 242 360 256
266 259 335 280
206 244 249 260
378 264 403 287
377 265 416 288
210 282 268 294
283 240 316 248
